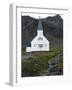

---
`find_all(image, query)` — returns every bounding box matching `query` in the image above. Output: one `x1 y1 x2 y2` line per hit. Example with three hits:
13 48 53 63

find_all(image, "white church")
26 17 49 52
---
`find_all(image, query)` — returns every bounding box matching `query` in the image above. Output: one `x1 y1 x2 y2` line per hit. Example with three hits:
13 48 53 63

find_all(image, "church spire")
37 16 43 36
37 16 43 31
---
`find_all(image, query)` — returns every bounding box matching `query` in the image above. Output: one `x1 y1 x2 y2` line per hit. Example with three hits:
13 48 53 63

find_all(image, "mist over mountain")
21 14 63 48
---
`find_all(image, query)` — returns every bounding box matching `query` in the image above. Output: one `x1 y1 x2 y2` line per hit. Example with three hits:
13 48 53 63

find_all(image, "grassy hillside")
22 45 63 77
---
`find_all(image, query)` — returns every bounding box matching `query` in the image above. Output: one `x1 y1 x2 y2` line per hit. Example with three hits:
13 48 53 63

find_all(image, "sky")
21 7 64 19
21 12 63 19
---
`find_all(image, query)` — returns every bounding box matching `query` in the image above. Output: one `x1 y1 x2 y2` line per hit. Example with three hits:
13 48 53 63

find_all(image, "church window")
45 44 47 46
38 44 43 48
38 37 43 41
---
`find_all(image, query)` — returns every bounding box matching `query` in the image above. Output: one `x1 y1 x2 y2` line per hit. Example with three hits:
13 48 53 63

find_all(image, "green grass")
22 45 63 76
22 48 26 55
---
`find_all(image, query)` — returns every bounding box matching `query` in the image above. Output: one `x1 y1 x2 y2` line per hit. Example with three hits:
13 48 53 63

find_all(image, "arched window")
38 37 43 41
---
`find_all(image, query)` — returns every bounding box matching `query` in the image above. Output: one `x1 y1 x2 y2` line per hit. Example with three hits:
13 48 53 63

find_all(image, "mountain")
42 14 63 38
21 15 63 48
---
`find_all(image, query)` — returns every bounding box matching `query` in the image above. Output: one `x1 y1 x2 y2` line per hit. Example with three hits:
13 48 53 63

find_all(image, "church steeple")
37 16 43 31
37 17 43 36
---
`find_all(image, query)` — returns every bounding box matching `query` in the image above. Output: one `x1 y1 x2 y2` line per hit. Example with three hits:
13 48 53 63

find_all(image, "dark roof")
26 42 31 47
